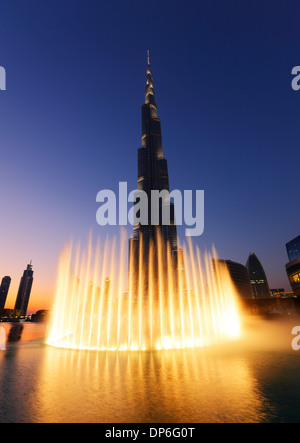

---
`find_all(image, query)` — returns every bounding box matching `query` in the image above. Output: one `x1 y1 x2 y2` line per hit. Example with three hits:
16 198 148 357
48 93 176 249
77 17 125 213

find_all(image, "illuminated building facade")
285 260 300 297
14 263 34 316
246 253 271 299
285 235 300 297
129 53 178 278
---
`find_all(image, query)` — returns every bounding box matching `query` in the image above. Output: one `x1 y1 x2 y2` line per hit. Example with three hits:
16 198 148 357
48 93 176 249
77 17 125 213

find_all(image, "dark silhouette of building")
31 310 50 322
246 253 270 299
286 235 300 261
285 236 300 297
129 53 178 285
0 308 14 319
14 262 34 316
213 259 254 299
0 276 11 309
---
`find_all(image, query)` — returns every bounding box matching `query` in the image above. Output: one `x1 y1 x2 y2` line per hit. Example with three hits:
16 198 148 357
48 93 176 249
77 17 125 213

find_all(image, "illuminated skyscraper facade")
129 54 178 275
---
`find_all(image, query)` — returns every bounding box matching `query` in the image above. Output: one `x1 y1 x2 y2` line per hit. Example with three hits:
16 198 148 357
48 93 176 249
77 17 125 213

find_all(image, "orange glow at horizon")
3 277 55 315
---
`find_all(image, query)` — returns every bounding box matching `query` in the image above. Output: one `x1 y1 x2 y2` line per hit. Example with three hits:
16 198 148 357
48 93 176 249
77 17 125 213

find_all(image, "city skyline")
0 1 299 313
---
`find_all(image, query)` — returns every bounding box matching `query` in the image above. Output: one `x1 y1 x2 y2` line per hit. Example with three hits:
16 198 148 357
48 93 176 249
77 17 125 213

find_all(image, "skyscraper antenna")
147 50 150 64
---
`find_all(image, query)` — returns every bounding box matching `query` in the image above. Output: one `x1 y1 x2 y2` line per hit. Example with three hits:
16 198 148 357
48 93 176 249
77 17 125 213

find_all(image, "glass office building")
286 235 300 261
246 253 271 299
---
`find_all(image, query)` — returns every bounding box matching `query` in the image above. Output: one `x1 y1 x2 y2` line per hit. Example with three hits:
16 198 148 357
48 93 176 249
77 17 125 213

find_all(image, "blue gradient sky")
0 0 299 311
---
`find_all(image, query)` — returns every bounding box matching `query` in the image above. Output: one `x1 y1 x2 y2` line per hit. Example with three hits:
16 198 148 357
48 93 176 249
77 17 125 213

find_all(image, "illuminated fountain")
46 55 241 352
46 230 241 351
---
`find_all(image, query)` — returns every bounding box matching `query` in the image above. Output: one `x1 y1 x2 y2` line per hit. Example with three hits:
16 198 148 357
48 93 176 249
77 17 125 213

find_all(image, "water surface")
0 318 300 423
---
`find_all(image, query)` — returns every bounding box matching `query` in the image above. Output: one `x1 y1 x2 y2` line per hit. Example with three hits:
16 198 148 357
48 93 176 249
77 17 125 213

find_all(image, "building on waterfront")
285 259 300 297
129 52 179 287
285 237 300 297
0 308 14 320
270 288 295 298
14 262 34 316
213 259 254 299
31 310 50 322
0 276 11 309
246 253 271 299
286 235 300 261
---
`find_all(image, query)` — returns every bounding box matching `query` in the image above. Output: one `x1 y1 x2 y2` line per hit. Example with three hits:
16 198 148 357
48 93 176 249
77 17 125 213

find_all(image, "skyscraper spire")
145 50 157 111
129 53 178 287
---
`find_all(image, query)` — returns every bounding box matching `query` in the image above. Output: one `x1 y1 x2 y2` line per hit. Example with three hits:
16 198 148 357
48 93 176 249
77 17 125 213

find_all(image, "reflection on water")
7 325 23 343
37 344 272 423
0 319 300 423
0 322 45 344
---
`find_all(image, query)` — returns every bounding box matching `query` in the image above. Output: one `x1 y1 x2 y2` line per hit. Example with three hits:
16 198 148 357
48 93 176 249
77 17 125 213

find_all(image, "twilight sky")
0 0 299 313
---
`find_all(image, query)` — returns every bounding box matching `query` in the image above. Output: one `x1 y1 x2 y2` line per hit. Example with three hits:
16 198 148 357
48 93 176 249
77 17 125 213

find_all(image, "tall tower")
0 276 11 310
14 263 34 316
129 52 178 274
246 253 270 299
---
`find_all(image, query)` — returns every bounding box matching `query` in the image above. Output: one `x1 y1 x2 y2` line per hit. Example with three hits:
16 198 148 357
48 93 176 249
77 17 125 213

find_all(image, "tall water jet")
46 230 240 351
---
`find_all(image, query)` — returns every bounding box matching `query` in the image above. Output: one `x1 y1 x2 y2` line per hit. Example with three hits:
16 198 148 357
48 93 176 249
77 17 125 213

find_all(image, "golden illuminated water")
46 231 240 351
2 319 299 423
